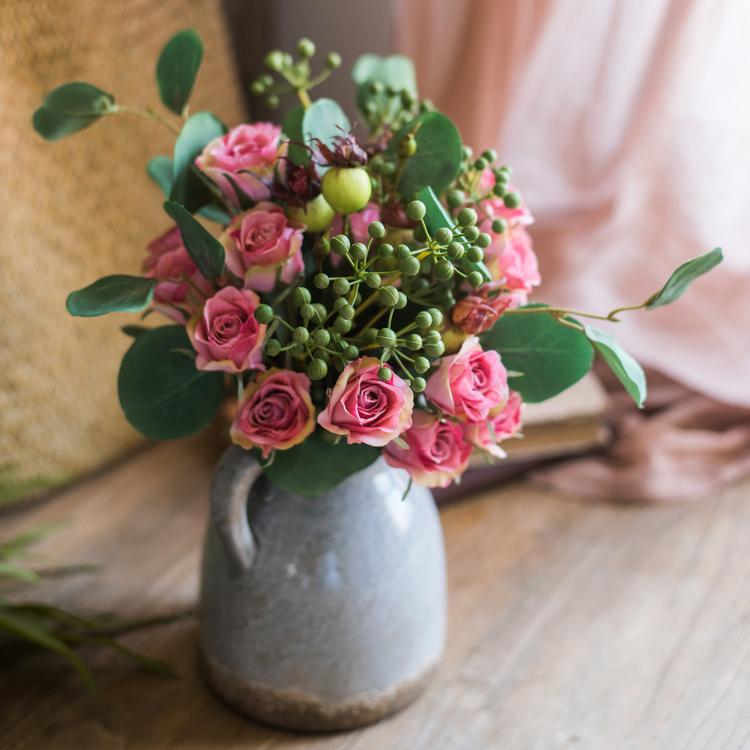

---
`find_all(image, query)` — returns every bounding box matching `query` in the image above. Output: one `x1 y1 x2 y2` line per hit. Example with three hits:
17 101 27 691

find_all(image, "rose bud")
466 390 523 458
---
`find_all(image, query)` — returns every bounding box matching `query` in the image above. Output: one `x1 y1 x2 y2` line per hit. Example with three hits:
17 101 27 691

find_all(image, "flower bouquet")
33 30 722 729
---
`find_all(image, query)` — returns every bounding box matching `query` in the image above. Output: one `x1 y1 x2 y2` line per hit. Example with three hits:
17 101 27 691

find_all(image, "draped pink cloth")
396 0 750 499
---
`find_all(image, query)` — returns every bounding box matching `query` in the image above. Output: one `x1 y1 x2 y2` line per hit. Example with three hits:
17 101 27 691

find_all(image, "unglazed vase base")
202 650 439 732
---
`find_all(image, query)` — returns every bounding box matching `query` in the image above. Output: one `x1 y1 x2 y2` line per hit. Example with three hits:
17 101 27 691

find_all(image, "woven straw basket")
0 0 245 504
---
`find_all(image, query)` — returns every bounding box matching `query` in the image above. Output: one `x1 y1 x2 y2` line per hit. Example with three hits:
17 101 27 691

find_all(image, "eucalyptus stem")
115 105 181 135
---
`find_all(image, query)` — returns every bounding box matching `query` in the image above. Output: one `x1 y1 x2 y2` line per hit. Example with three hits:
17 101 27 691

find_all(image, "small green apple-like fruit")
288 194 335 233
322 167 372 214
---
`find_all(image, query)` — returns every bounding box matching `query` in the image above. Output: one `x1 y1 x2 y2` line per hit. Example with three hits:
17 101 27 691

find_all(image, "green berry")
297 38 315 58
491 218 508 234
363 327 378 344
314 273 330 289
473 157 488 171
476 233 492 249
292 287 311 306
482 148 498 163
400 255 421 276
365 271 381 288
396 244 412 260
406 200 426 221
424 330 442 343
322 166 372 214
300 302 315 321
368 221 386 239
312 329 330 346
326 51 342 69
411 377 426 393
377 243 394 259
333 296 348 312
435 259 454 280
266 95 280 109
265 339 282 356
378 366 392 382
447 241 465 259
428 308 443 326
264 50 284 71
250 79 266 95
396 292 408 309
350 242 367 263
462 145 474 161
345 345 359 360
405 333 423 351
447 189 465 209
423 341 445 358
504 191 522 209
379 286 400 307
334 316 352 334
434 227 453 244
399 134 417 158
339 304 355 320
292 326 309 344
316 236 331 256
492 182 507 198
467 271 484 288
414 356 430 374
376 328 397 347
307 358 328 381
463 225 480 242
331 234 351 255
420 257 432 273
332 278 350 296
415 311 432 330
254 304 274 324
457 207 478 227
466 245 484 263
312 303 327 322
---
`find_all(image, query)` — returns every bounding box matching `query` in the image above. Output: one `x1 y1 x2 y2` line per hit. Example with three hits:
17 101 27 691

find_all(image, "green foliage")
163 201 225 279
353 54 417 121
147 155 174 195
417 186 491 282
282 105 308 165
585 325 647 407
66 275 157 318
386 112 462 198
156 29 203 115
117 326 224 440
32 82 116 141
646 247 723 309
303 98 351 172
170 112 226 209
263 430 380 496
481 307 594 402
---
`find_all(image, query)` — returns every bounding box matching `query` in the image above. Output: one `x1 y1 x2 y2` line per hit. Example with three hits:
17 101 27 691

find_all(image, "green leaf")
646 247 723 309
386 112 462 198
0 609 94 688
221 173 255 210
66 275 157 318
121 325 148 338
585 325 647 408
170 112 226 206
156 29 203 115
302 98 351 172
353 54 418 121
481 306 594 402
417 186 491 282
282 105 308 165
197 204 232 225
147 155 173 196
263 431 380 497
118 326 224 440
32 82 116 141
163 201 225 279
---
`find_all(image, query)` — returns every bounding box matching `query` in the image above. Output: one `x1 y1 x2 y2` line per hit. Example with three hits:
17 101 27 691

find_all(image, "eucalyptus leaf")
66 275 157 318
163 201 225 279
302 98 351 173
156 29 203 115
353 54 418 122
646 247 723 309
417 186 490 282
147 155 173 196
282 105 308 165
197 203 232 225
121 325 149 338
386 112 462 198
33 82 116 141
117 326 225 440
585 325 647 408
481 306 594 402
263 431 380 497
170 112 226 206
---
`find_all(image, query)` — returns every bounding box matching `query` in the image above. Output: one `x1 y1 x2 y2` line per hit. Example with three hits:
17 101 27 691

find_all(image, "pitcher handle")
210 446 262 573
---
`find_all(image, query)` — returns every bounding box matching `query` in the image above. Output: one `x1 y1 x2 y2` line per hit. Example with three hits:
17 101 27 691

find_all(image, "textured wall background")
0 0 245 503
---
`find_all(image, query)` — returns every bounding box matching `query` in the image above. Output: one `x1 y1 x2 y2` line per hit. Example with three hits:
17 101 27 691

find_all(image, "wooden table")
1 437 749 749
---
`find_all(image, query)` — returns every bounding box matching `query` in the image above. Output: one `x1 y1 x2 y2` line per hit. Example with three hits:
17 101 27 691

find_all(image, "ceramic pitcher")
199 445 446 731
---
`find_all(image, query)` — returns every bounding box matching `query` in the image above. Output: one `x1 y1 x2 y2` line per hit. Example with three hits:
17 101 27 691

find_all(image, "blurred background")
2 0 749 507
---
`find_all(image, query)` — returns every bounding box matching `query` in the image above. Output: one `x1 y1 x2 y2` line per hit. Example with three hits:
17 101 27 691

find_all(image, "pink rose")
230 369 315 457
143 226 212 323
384 411 472 488
484 226 541 300
188 286 266 373
221 203 304 292
317 358 413 446
451 292 512 334
466 390 523 458
425 336 508 423
478 169 534 226
196 122 282 204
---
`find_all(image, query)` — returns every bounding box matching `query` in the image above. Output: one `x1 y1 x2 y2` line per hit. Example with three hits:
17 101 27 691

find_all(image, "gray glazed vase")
199 445 447 732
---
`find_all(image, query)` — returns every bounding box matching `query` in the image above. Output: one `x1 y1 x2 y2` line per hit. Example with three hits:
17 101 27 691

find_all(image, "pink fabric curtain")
395 0 750 408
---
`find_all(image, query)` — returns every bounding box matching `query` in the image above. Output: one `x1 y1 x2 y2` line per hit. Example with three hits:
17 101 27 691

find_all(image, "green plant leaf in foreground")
646 247 723 309
32 82 116 141
147 155 174 196
302 98 351 172
262 430 380 497
118 326 224 440
66 275 157 318
156 28 203 115
163 201 225 279
481 306 593 402
585 325 647 408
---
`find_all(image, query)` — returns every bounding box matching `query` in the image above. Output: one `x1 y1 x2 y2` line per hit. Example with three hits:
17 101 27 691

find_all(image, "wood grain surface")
1 437 748 749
